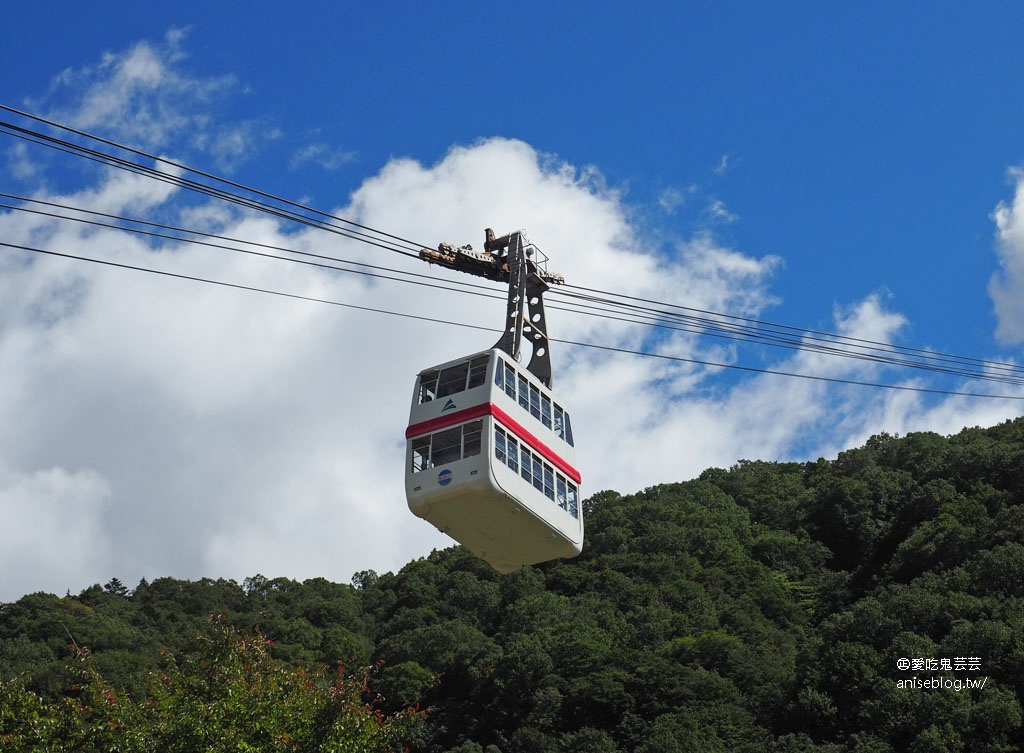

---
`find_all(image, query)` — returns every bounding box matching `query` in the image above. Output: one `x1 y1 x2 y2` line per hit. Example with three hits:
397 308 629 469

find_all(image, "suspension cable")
3 105 1022 396
4 237 1023 401
0 104 430 254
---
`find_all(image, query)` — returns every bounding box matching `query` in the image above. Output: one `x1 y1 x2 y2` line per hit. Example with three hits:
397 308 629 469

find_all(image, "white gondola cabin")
405 348 583 573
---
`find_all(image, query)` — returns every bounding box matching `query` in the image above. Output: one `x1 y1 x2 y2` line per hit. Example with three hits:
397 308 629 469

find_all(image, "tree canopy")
4 417 1024 751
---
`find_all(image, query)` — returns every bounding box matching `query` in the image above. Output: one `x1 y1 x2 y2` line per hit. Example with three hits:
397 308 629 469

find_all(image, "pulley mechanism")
420 229 564 387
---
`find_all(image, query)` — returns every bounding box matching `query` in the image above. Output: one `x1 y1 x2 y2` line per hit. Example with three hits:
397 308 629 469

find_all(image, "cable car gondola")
404 230 583 572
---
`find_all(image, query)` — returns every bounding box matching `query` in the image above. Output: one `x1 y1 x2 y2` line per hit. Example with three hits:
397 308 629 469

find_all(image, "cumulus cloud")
34 29 227 149
0 132 780 598
24 27 271 173
990 168 1024 345
1 36 1021 601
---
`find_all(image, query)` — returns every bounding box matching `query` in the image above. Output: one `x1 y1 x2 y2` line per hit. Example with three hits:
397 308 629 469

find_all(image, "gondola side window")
528 384 542 421
493 357 575 447
518 374 530 412
411 420 484 472
494 426 579 518
554 405 573 446
554 475 578 517
495 360 517 400
495 426 520 473
528 450 544 494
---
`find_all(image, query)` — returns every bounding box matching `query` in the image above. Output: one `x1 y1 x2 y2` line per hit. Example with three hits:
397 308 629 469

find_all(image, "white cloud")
657 187 688 214
0 132 786 598
705 198 738 224
989 168 1024 345
290 142 358 171
1 37 1021 601
0 466 113 597
6 142 39 181
29 28 252 170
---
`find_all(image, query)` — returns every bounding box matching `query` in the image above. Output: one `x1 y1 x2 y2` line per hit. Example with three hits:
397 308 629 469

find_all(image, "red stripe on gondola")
406 403 582 484
405 404 491 438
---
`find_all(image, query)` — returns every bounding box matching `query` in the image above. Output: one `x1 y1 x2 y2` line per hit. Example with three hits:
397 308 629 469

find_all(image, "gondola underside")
409 480 582 573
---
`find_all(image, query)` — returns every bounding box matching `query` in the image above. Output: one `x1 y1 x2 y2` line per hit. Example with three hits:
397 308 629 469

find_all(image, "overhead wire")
0 124 421 259
0 239 498 335
549 286 1024 386
559 282 1024 378
3 105 1024 399
0 192 506 303
0 105 428 258
3 237 1024 401
3 104 1002 372
8 191 1024 390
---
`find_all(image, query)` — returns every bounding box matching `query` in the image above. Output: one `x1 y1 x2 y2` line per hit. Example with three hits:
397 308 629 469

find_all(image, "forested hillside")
3 419 1024 752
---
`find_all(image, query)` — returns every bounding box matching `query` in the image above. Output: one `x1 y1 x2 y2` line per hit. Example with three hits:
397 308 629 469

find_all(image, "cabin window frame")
467 355 489 389
410 420 484 473
418 370 439 404
517 374 530 412
421 355 490 404
494 356 575 448
436 362 469 399
493 426 579 519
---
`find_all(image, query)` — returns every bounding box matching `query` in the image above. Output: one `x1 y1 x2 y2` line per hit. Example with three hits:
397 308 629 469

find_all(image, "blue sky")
2 4 1024 598
9 3 1022 350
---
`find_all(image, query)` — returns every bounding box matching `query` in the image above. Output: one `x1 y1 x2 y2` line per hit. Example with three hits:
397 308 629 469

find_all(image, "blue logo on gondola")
438 469 453 486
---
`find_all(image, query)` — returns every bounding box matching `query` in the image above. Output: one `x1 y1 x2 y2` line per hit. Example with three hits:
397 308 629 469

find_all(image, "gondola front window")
418 370 439 403
411 435 431 473
468 355 489 389
420 355 490 404
431 426 463 466
411 420 484 472
437 362 469 398
463 421 483 456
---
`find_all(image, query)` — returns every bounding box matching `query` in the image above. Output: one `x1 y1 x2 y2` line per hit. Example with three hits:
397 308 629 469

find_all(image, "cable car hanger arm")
419 228 564 387
418 228 565 286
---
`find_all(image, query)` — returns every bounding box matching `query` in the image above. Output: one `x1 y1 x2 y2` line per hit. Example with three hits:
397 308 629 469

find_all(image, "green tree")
0 620 421 752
